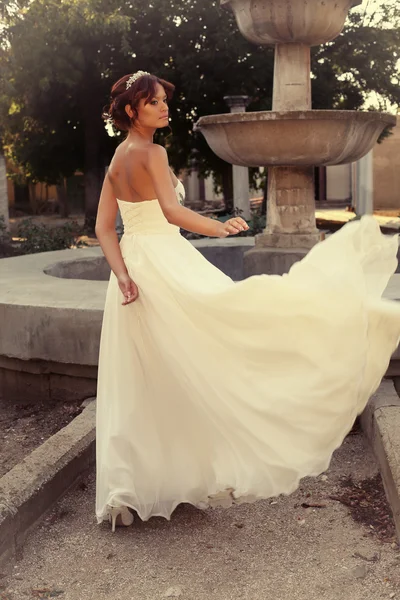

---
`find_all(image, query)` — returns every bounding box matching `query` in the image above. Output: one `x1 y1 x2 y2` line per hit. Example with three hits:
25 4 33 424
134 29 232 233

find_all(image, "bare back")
107 139 178 204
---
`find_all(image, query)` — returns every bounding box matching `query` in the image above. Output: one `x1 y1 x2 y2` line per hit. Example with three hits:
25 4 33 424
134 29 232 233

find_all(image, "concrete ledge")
0 356 98 404
44 255 111 281
193 237 254 281
0 355 97 378
0 400 96 566
360 379 400 541
0 239 256 367
0 247 106 366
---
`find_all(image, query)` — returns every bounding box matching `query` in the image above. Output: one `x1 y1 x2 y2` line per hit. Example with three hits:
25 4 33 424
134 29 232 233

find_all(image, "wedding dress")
95 180 400 524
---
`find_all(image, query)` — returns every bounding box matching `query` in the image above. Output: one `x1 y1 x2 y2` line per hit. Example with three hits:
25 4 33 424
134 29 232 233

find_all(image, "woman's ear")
125 104 134 120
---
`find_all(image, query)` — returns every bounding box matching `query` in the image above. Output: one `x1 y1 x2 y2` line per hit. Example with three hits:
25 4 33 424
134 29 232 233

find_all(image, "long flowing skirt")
95 216 400 522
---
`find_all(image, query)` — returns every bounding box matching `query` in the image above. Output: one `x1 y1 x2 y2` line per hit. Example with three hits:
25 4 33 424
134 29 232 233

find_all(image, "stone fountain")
194 0 396 275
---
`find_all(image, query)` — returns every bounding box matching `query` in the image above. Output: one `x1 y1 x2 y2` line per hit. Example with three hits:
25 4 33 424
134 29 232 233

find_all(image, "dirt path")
1 433 399 600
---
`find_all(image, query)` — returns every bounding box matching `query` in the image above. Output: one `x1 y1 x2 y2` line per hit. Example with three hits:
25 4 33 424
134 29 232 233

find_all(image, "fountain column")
224 96 251 220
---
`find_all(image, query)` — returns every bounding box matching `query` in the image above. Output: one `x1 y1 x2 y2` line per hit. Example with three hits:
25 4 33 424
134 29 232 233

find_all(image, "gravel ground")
0 399 84 477
1 432 400 600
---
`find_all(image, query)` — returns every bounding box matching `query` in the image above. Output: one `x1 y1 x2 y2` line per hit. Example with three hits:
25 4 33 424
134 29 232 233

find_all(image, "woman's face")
129 83 169 129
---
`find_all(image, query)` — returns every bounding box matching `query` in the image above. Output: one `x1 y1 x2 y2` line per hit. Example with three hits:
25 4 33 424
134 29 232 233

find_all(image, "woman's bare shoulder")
145 143 168 161
144 144 170 177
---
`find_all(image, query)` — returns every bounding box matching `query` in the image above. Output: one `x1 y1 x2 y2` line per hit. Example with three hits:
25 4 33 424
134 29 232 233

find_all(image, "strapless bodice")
117 180 185 236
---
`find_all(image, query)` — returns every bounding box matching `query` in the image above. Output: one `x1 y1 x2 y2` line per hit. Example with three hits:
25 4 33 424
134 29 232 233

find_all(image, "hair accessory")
126 71 150 89
105 113 115 126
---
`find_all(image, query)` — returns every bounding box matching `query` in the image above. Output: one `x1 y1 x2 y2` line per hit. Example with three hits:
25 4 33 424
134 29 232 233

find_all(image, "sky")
356 0 398 27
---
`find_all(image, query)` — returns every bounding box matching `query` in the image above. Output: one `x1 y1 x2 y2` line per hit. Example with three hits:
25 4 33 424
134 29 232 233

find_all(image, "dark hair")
103 72 175 132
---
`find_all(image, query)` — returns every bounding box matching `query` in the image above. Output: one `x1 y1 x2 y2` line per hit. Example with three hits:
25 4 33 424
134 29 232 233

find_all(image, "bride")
95 71 400 532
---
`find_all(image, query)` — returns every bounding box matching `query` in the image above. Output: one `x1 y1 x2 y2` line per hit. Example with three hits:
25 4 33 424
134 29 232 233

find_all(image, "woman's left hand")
118 273 139 305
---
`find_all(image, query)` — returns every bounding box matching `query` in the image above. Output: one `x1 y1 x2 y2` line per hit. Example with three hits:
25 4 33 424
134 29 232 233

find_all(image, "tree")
133 0 275 206
1 106 84 215
0 0 133 228
0 0 399 223
311 4 400 111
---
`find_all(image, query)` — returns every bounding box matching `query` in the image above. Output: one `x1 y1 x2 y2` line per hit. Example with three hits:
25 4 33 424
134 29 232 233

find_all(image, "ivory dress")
95 180 400 523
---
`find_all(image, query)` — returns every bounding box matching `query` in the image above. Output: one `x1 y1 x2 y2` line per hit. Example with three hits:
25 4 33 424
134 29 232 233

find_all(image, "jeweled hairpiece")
126 71 150 89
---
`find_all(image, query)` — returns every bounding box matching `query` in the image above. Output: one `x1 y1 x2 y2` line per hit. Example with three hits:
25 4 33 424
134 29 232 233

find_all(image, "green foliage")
16 219 86 253
312 7 400 111
0 0 133 221
0 213 86 257
146 0 275 179
241 211 266 237
227 208 266 237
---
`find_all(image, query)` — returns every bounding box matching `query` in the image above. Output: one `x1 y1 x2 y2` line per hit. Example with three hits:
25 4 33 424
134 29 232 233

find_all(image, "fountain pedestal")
262 166 322 245
248 164 323 275
245 168 321 275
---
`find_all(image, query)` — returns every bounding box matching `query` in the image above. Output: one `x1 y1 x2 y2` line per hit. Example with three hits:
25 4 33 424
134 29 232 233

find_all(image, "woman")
95 71 400 532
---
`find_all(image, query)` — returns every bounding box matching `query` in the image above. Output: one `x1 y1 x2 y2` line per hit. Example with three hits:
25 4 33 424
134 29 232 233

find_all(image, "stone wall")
374 119 400 210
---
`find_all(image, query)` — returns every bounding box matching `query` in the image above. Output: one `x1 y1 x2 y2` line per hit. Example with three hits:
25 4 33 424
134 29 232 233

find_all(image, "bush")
0 215 18 258
16 219 86 254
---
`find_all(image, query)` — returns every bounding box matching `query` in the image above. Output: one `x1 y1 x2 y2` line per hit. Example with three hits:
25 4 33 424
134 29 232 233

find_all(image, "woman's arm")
95 174 128 279
95 174 139 304
146 145 248 237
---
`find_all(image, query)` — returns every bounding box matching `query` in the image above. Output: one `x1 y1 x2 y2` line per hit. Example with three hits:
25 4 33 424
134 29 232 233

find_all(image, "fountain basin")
0 239 254 402
194 110 396 167
222 0 362 46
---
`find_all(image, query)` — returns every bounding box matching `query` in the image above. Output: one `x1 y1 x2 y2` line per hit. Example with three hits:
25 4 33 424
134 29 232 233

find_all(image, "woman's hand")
215 217 249 238
117 273 139 305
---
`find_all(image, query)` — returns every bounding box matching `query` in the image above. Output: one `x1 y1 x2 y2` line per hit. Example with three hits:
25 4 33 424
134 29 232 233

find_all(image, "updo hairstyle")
103 73 175 132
